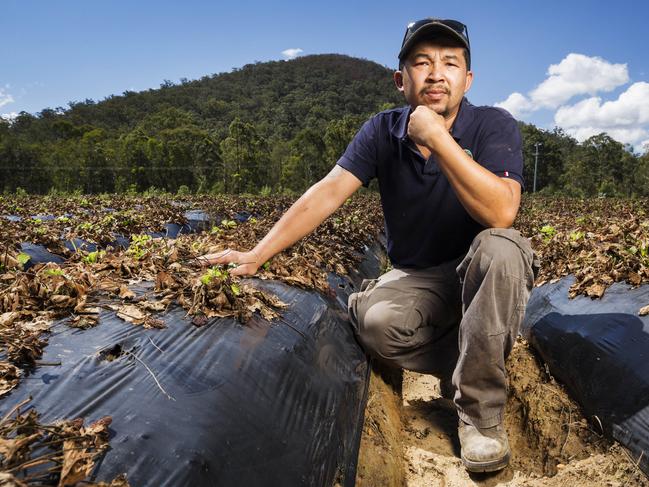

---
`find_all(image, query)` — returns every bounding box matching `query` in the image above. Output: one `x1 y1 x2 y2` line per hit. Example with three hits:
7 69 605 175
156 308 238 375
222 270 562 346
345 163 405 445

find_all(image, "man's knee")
469 228 533 279
355 300 421 363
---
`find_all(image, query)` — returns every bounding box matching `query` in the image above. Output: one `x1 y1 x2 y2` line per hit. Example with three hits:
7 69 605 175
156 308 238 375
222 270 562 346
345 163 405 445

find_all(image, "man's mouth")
422 87 448 100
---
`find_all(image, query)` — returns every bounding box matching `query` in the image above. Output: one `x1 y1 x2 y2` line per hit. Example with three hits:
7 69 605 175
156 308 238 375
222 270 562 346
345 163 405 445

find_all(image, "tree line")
1 54 647 196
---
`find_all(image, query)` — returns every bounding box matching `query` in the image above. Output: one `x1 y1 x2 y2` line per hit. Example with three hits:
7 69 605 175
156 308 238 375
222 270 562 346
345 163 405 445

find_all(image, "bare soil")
356 340 648 486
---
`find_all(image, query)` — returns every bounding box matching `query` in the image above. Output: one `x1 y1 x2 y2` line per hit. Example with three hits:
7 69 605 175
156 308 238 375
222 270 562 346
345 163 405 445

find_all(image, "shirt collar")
390 106 411 141
389 97 475 142
450 97 474 141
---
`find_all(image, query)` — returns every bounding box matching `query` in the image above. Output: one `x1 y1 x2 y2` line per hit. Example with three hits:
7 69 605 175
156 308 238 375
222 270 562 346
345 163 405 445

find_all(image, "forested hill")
0 54 403 194
41 54 402 140
2 53 648 196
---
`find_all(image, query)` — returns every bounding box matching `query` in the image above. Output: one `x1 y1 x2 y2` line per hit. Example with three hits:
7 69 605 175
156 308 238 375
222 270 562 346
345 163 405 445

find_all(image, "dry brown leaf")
50 294 74 308
78 306 101 315
0 311 21 327
118 284 136 300
140 300 166 312
58 416 111 487
629 272 642 286
0 361 21 397
115 304 147 324
0 433 41 464
155 270 176 290
143 316 166 329
0 472 29 487
70 314 99 329
59 440 97 487
94 474 131 487
639 305 649 316
585 282 606 299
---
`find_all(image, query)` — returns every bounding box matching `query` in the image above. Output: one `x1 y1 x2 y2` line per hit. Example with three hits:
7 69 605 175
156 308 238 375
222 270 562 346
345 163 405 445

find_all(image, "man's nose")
425 62 444 81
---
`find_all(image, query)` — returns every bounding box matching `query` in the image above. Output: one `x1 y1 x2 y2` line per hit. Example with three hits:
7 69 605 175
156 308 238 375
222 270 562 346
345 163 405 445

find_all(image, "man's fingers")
198 249 237 266
228 265 247 277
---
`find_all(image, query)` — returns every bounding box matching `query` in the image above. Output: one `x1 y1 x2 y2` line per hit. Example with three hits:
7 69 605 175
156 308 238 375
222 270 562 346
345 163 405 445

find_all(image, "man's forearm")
408 106 520 228
252 167 361 263
431 131 519 228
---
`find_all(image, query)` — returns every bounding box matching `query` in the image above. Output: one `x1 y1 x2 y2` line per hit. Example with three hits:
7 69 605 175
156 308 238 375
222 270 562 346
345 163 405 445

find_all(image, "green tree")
219 118 268 193
324 114 366 163
519 123 576 193
562 133 629 196
282 127 327 191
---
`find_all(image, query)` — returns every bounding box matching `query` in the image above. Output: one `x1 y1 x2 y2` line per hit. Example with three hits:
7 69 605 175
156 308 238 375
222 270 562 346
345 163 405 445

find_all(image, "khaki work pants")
348 228 538 428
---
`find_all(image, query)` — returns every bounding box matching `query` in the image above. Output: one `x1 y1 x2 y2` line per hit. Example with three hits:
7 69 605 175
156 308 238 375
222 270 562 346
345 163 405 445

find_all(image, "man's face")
395 40 473 120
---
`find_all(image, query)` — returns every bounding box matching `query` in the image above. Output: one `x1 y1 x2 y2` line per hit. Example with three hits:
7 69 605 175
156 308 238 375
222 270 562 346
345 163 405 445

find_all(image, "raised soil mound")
356 340 648 486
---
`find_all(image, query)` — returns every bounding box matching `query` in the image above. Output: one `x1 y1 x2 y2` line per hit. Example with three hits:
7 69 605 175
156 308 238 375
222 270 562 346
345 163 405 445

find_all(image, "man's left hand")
407 106 447 150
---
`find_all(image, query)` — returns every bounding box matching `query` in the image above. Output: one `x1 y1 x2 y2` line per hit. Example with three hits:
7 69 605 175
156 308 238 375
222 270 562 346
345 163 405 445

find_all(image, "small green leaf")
569 231 585 241
230 283 241 296
17 253 31 266
83 250 105 264
221 219 237 229
540 225 556 236
44 268 65 277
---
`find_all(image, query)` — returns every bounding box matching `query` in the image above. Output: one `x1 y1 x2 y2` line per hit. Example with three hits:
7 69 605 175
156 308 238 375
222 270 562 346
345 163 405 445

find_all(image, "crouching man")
202 18 537 473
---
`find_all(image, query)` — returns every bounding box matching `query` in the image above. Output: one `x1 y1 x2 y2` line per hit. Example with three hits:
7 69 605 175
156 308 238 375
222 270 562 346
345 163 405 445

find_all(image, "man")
202 18 536 473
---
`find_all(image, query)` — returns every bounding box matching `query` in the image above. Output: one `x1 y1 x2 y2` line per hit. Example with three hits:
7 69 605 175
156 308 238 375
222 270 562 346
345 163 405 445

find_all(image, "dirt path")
357 340 648 487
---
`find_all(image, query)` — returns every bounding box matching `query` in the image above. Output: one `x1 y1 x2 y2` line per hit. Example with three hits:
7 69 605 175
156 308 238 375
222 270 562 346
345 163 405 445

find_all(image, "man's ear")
464 70 474 94
394 70 404 92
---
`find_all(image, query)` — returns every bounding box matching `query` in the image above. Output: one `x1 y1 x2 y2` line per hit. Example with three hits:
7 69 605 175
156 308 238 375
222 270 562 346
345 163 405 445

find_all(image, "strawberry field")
1 193 648 486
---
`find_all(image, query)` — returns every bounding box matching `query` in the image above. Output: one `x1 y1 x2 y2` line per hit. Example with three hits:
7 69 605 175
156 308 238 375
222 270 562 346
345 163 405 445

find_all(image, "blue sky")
2 0 649 151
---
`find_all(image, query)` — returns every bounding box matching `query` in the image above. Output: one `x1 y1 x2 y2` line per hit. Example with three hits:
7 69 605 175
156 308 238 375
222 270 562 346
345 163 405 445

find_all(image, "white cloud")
554 82 649 149
564 126 649 146
529 54 628 109
281 48 304 60
494 53 649 151
555 82 649 127
1 112 18 121
495 53 628 115
0 88 14 108
494 92 534 118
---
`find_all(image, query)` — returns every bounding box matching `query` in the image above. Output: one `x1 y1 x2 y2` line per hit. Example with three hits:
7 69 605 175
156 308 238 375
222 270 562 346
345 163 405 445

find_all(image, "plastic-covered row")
523 276 649 478
1 210 385 486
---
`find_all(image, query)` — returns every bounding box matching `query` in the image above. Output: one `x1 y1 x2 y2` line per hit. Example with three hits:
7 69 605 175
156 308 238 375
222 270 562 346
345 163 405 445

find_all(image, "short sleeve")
336 117 379 187
475 111 525 189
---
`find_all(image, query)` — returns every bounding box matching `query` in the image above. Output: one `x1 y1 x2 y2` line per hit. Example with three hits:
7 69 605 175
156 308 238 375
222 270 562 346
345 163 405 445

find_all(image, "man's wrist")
251 246 269 266
429 128 454 155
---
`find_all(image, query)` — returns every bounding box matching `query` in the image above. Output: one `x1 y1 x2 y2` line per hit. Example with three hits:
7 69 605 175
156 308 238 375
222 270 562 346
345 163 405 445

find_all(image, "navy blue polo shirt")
336 97 524 268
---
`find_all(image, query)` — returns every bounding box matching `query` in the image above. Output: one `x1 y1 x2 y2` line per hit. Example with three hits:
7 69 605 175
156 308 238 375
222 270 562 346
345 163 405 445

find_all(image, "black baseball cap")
398 18 471 69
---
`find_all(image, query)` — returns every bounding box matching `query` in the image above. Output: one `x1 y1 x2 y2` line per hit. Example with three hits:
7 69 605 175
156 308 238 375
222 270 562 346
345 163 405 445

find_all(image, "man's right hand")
199 249 261 277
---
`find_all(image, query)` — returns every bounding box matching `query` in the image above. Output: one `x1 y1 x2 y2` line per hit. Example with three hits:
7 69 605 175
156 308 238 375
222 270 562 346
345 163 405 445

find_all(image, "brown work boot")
458 419 510 472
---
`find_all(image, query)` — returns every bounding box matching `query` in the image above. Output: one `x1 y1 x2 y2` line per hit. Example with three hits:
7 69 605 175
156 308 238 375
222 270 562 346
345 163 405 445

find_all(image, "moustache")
420 86 449 95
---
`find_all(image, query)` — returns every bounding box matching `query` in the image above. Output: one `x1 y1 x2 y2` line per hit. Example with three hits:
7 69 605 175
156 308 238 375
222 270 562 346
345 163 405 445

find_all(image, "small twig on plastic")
147 336 164 353
125 350 175 401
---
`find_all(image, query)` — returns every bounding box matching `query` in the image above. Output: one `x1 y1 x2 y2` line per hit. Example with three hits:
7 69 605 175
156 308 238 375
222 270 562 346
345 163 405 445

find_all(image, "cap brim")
398 23 469 61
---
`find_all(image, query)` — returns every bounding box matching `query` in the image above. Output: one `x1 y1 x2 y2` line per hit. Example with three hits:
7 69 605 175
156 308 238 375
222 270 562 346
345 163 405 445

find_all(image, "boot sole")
461 450 510 473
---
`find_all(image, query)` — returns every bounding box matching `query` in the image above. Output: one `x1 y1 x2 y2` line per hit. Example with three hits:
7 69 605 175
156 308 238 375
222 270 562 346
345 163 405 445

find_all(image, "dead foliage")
0 398 129 486
516 196 649 302
0 193 384 393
